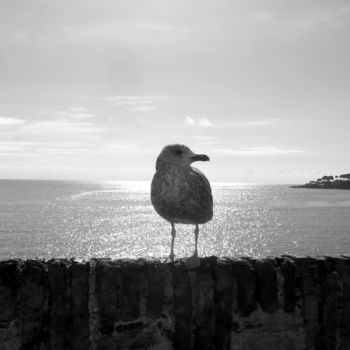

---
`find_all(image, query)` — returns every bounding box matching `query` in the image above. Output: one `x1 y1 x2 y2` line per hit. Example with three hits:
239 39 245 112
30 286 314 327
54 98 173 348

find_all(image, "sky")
0 0 350 184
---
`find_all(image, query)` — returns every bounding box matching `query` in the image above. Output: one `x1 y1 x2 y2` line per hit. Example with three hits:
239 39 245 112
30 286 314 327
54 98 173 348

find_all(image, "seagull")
151 144 213 262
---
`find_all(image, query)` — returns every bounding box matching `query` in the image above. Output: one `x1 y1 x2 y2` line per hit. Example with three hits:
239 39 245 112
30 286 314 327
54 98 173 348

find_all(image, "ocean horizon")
1 179 350 260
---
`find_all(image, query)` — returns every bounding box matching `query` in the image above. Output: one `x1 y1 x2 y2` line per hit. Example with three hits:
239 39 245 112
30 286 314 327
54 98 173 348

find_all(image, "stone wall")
1 256 350 349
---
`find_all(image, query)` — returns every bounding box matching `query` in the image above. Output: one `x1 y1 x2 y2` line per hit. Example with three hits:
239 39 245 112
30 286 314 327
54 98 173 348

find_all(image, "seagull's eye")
175 150 183 155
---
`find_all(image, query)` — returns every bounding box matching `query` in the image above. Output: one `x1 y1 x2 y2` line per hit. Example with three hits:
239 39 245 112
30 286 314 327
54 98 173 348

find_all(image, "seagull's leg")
194 224 199 258
185 224 201 269
170 223 176 261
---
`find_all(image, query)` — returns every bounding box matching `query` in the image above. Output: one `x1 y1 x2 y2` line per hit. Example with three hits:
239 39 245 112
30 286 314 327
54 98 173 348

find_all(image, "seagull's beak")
190 154 210 162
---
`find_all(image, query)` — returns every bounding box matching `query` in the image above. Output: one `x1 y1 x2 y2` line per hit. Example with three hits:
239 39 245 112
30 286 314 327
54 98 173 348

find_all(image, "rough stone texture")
295 257 321 350
237 259 257 317
172 261 192 349
0 260 22 350
1 256 350 349
48 259 71 350
279 257 299 313
20 259 47 349
214 258 237 349
255 259 278 314
333 257 350 350
70 261 89 350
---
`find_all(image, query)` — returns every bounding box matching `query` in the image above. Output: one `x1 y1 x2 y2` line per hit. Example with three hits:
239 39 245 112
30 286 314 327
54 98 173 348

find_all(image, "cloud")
104 142 141 153
185 116 215 127
0 119 103 157
0 141 37 153
129 105 157 113
21 120 101 139
193 135 217 141
39 107 95 120
0 115 147 159
225 120 274 127
185 117 272 128
0 117 26 126
214 147 305 156
40 147 86 155
103 95 165 113
198 118 214 127
68 106 86 112
68 112 95 119
185 116 195 125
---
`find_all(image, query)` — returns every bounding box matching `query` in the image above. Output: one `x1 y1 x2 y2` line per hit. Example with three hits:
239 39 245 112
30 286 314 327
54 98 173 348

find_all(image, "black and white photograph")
1 1 350 349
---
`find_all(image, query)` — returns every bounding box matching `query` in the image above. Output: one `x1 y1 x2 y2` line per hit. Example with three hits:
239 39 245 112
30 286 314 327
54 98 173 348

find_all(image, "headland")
291 173 350 189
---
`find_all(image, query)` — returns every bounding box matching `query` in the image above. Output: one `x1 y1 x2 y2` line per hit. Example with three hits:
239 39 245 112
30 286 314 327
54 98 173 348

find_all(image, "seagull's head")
156 144 210 170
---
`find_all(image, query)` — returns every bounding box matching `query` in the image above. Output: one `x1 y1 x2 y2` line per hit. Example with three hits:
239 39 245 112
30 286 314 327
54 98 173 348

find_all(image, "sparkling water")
1 179 350 260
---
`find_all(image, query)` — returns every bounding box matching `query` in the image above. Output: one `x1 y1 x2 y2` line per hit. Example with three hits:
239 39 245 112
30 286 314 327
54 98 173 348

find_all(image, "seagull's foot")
162 257 173 264
184 254 201 270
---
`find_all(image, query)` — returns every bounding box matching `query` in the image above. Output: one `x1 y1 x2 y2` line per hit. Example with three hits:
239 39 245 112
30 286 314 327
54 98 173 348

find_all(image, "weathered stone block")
95 259 121 337
192 257 216 350
95 259 161 349
296 257 320 320
118 260 143 322
172 261 192 349
279 257 298 313
296 257 321 350
240 331 297 350
255 259 278 314
237 259 257 317
47 259 71 350
317 258 341 350
333 256 350 350
214 258 237 350
70 261 89 350
145 261 164 318
0 259 22 350
20 259 47 349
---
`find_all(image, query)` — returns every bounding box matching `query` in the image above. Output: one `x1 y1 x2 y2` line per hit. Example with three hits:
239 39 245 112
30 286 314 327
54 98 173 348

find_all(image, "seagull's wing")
186 167 213 223
151 166 213 224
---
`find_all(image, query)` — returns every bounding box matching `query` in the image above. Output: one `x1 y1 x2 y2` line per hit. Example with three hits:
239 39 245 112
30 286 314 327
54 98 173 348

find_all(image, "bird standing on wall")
151 144 213 262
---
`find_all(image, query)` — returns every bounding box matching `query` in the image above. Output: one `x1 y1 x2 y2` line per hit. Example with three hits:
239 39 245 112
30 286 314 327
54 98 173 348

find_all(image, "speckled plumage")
151 165 213 225
151 144 213 261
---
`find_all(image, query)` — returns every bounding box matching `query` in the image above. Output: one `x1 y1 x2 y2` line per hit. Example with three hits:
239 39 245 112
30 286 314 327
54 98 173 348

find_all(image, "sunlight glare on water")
1 180 350 260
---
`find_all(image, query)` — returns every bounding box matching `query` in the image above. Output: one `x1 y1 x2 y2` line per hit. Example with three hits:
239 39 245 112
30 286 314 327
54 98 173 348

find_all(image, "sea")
1 179 350 260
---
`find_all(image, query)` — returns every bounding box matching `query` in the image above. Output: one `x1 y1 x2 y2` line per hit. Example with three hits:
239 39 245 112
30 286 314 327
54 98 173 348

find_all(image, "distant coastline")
291 173 350 189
